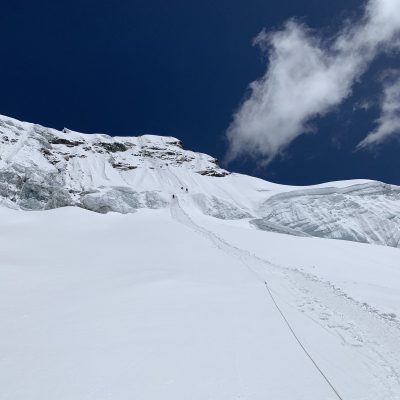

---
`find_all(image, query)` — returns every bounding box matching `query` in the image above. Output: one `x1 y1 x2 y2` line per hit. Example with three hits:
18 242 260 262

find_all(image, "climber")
186 188 188 193
172 194 175 199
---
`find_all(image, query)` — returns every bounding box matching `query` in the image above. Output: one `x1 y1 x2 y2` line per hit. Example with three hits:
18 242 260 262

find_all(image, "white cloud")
357 75 400 148
226 0 400 164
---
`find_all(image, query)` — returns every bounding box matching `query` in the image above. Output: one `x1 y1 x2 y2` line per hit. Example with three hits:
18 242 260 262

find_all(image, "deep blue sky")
1 0 398 185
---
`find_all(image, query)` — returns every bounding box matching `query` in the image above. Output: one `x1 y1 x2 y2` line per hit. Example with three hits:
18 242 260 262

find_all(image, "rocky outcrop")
1 114 400 249
0 114 230 213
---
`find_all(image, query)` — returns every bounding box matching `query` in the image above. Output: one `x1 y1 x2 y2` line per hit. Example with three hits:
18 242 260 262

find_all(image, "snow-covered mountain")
1 114 400 399
0 114 228 213
1 113 400 248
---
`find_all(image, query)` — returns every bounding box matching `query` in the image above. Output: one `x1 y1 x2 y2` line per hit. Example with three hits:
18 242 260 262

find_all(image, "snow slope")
1 111 399 397
1 202 400 399
1 113 400 247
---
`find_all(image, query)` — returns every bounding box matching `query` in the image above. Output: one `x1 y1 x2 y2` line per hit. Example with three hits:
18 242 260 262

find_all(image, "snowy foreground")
1 199 400 400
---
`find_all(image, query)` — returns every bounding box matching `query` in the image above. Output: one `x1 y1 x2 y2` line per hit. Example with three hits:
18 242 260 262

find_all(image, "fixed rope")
264 281 344 400
171 197 344 400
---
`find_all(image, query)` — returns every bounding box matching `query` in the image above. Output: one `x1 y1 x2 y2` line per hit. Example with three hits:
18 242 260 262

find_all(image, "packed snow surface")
1 113 400 398
1 201 400 400
1 114 400 247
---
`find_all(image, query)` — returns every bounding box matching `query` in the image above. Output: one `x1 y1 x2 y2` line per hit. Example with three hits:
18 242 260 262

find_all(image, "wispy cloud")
357 75 400 148
226 0 400 164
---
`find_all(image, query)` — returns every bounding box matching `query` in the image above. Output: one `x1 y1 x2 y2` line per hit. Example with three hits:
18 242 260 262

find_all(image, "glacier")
1 113 399 248
1 114 400 399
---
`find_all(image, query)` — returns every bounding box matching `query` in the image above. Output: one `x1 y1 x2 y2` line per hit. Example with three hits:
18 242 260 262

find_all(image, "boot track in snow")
171 196 400 400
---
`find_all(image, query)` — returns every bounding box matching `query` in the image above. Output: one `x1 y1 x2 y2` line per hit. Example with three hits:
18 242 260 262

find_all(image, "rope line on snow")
264 281 344 400
171 197 344 400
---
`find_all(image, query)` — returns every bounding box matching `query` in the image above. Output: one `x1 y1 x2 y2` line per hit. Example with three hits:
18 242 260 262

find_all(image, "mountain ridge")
0 113 399 248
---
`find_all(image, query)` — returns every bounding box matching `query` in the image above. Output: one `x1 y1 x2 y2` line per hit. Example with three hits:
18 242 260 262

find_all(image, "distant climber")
181 186 183 190
172 194 175 199
186 188 188 192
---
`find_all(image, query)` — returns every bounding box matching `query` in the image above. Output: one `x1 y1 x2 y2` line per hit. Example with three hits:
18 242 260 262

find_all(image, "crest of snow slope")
1 204 400 399
1 114 400 248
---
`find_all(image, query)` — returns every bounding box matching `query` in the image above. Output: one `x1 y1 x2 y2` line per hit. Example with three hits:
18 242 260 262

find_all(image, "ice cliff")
1 114 399 248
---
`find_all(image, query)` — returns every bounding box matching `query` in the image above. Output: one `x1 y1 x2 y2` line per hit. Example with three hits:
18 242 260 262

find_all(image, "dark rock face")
98 142 129 152
197 169 230 177
167 140 183 149
51 138 84 147
111 162 138 171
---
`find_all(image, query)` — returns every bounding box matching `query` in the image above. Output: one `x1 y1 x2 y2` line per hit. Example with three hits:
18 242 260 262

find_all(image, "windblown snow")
1 114 400 399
